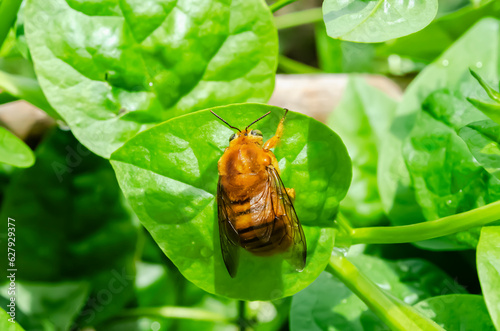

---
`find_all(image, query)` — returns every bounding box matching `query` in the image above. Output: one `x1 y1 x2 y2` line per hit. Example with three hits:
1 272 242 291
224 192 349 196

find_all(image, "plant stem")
118 306 230 323
327 253 443 331
269 0 300 13
343 200 500 245
238 301 246 331
274 7 323 30
278 55 322 74
0 0 23 49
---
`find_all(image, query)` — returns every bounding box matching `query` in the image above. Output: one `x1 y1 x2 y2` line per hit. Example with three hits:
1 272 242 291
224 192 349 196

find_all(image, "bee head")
229 129 264 144
211 110 270 145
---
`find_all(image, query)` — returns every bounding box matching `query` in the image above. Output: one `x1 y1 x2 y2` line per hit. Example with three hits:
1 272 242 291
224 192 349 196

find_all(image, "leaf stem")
118 306 231 323
327 253 443 331
278 55 322 74
342 200 500 245
0 0 23 49
238 301 246 331
269 0 301 13
274 7 323 29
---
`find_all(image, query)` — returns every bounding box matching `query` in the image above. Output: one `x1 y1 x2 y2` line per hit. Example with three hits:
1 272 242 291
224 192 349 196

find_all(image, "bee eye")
229 133 237 141
250 129 263 137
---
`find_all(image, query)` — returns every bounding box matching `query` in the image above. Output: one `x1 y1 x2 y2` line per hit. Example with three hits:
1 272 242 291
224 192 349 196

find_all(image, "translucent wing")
267 166 307 271
217 177 240 278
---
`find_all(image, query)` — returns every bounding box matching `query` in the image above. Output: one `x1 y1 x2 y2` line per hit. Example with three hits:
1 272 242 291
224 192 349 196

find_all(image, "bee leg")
286 188 295 201
263 109 288 150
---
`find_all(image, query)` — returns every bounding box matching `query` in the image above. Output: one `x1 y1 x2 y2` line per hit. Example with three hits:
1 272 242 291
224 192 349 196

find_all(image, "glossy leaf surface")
379 1 500 63
459 120 500 180
24 0 278 158
322 0 438 42
402 90 500 249
414 294 495 330
290 254 465 331
378 18 500 249
477 226 500 329
111 104 352 300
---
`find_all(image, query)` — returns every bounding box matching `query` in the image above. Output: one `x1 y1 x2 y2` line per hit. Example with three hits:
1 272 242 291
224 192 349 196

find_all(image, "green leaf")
328 76 396 227
0 126 34 168
414 294 495 330
0 129 138 325
0 70 59 119
378 18 500 249
0 307 25 331
477 226 500 329
459 120 500 180
24 0 278 158
290 254 465 331
402 90 500 249
111 104 352 300
0 91 17 104
469 69 500 103
468 98 500 124
315 23 376 74
467 69 500 125
378 0 500 63
322 0 438 43
135 261 177 309
0 281 90 331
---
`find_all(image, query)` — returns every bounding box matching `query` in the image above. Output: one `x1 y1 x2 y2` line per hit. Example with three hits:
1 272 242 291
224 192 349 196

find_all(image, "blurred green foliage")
1 0 500 330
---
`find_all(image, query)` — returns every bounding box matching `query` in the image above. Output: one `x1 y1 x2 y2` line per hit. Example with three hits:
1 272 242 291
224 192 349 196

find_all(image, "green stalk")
341 200 500 245
327 253 444 331
238 301 247 331
118 306 230 323
0 0 23 49
278 55 322 74
274 8 323 30
269 0 300 13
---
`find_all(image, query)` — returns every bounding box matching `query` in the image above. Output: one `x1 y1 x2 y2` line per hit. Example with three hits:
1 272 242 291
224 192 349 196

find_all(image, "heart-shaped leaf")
111 104 352 300
24 0 278 158
322 0 438 43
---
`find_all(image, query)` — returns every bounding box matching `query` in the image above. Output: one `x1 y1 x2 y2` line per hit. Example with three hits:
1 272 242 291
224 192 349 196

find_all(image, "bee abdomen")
237 217 290 255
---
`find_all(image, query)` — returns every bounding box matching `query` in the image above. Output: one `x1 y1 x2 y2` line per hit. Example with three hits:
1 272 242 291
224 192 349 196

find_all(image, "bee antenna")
245 111 271 130
210 110 241 132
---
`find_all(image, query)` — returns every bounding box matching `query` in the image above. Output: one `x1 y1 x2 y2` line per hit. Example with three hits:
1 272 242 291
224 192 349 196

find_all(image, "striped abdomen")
227 182 292 256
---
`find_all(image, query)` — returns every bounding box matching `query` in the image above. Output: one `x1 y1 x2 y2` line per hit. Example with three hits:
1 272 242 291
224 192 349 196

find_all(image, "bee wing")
217 177 240 278
267 166 307 271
